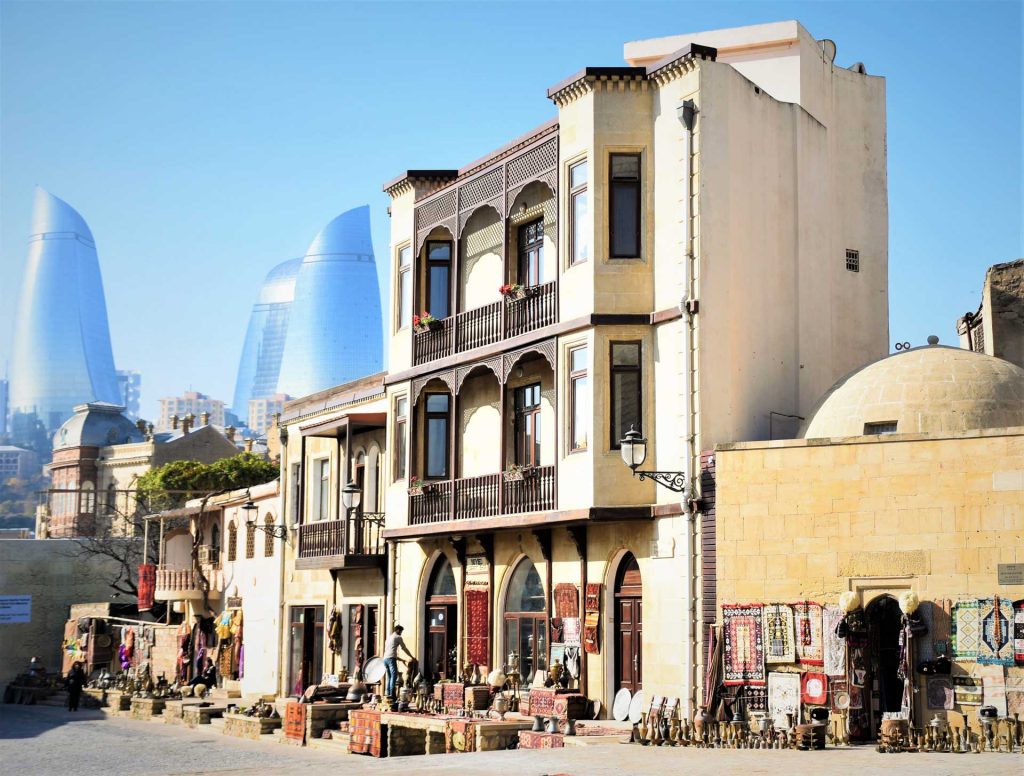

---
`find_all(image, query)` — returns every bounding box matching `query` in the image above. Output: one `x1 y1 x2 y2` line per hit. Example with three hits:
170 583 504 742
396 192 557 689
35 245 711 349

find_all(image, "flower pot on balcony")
407 486 423 497
503 469 524 483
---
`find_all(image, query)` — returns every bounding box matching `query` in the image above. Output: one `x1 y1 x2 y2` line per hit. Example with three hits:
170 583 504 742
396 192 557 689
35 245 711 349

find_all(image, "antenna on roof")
818 39 837 64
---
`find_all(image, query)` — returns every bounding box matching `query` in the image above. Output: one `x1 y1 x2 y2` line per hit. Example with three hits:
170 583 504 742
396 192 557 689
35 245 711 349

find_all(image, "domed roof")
800 345 1024 439
54 402 145 449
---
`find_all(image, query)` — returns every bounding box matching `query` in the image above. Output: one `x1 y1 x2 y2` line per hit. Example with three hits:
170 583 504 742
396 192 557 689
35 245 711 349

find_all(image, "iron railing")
297 512 385 559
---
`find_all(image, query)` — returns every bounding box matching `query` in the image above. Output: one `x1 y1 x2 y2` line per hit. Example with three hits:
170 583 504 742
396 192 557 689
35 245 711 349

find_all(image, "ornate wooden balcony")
408 465 555 525
296 512 386 570
412 281 557 366
154 565 223 601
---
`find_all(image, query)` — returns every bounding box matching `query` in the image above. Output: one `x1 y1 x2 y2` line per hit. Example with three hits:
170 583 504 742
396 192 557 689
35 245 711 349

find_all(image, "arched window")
424 556 457 681
245 521 256 559
106 483 117 516
81 482 96 514
264 514 275 558
211 524 221 561
227 522 238 562
503 558 547 684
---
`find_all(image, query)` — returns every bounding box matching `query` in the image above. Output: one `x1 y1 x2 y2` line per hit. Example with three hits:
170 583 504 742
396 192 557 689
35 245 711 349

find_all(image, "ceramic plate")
628 691 645 723
833 690 851 710
612 688 632 721
363 656 386 684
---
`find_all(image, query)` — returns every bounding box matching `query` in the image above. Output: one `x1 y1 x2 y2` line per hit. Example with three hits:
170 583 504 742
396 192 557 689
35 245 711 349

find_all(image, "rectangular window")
397 245 412 329
610 342 642 448
290 463 301 525
394 396 408 481
424 393 450 479
569 160 588 265
609 153 641 258
846 249 860 272
315 459 330 521
569 346 589 451
514 383 542 466
517 220 543 287
426 241 451 319
864 421 897 435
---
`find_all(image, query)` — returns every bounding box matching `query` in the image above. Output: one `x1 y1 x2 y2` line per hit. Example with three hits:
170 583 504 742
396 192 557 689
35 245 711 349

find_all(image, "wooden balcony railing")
297 512 386 559
412 280 557 366
408 465 556 526
154 564 223 600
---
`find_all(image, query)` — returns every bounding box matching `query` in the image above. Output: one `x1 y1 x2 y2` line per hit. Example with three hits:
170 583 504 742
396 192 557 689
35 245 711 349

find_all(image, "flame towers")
9 188 121 446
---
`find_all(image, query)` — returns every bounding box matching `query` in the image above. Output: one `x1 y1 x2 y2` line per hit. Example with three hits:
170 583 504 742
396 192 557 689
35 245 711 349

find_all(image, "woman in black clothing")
65 661 86 711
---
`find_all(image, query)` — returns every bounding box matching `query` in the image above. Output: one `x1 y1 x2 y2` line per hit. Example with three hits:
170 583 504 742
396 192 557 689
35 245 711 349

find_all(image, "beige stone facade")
958 258 1024 369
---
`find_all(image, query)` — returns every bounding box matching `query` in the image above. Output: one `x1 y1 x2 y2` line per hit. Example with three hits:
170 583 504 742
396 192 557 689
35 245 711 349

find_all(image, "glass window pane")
572 375 589 450
611 182 639 257
399 245 411 268
398 270 411 327
507 560 545 612
612 343 640 366
428 265 449 318
572 191 589 264
570 347 587 373
613 371 641 442
520 619 535 683
570 160 587 189
428 242 451 261
505 619 519 667
430 559 456 596
426 418 448 478
426 394 449 413
396 397 407 418
611 154 640 179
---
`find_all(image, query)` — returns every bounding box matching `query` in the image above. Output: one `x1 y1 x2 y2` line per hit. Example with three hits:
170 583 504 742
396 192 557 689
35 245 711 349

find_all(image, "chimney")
171 414 179 430
146 423 154 440
244 438 254 452
182 414 193 434
135 419 146 434
225 425 236 443
200 411 210 426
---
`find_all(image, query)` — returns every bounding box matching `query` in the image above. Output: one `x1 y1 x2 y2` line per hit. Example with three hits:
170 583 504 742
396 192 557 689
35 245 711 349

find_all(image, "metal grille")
417 189 457 226
864 421 898 435
507 138 557 187
459 168 503 212
245 523 256 559
972 322 985 352
845 249 860 272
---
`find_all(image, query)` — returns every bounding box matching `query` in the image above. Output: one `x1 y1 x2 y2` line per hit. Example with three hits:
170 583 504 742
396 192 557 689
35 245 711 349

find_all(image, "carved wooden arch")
454 358 502 394
457 200 504 239
506 175 557 217
411 371 455 406
502 339 557 383
415 221 457 257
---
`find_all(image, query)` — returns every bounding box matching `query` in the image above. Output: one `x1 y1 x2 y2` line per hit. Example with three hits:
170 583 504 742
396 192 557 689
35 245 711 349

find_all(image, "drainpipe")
678 98 699 719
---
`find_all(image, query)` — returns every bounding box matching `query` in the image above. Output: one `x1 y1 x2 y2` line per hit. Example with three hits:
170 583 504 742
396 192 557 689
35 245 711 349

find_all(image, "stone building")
42 402 239 538
711 343 1024 737
375 19 888 716
958 258 1024 369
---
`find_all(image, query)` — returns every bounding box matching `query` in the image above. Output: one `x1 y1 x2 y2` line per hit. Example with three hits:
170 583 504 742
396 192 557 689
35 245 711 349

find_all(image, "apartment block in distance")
158 391 227 431
378 20 888 716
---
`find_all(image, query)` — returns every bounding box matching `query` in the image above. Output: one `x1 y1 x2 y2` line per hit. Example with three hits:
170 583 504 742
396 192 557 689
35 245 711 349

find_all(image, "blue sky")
1 1 1021 422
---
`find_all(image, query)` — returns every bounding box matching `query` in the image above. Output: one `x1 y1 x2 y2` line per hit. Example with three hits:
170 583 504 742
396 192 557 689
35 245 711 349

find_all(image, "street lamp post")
243 489 286 539
341 481 362 553
619 427 689 494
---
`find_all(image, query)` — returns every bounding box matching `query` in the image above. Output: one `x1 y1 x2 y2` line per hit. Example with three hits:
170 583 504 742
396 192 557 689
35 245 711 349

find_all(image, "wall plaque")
997 563 1024 585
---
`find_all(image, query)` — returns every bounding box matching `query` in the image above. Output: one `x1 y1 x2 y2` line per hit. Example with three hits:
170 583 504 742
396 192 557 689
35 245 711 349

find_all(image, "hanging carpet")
721 604 765 686
762 604 795 664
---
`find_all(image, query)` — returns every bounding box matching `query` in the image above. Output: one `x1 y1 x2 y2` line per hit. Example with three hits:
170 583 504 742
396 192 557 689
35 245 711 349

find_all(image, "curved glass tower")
276 205 383 397
231 257 302 415
9 188 121 439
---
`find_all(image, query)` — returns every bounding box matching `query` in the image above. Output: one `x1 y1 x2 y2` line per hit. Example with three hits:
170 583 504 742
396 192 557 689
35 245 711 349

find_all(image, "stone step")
306 735 350 754
563 734 625 747
209 717 227 730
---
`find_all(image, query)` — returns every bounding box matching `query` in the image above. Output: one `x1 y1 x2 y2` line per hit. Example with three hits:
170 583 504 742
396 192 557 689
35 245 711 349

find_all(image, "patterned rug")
1007 675 1024 714
767 672 801 726
978 597 1013 665
721 604 766 686
1014 600 1024 666
553 583 579 618
762 604 795 664
926 676 954 710
583 583 601 655
744 685 768 712
793 601 824 666
951 599 980 661
953 675 982 705
823 605 846 677
800 672 828 705
464 587 490 666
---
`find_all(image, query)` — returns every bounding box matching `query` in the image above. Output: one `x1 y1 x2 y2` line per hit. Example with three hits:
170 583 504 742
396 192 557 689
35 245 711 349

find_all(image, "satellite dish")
818 39 837 63
849 62 868 75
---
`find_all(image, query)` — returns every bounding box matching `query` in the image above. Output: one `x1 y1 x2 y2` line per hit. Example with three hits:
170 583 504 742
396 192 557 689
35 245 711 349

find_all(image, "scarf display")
137 564 156 612
327 608 342 654
978 597 1013 665
822 605 846 677
1014 599 1024 666
767 672 801 726
952 599 981 661
793 601 824 666
721 604 765 686
762 604 795 664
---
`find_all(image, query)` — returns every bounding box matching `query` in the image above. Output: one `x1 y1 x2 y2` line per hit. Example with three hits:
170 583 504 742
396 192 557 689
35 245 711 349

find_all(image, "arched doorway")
866 595 904 734
503 558 547 685
614 553 643 694
424 557 457 682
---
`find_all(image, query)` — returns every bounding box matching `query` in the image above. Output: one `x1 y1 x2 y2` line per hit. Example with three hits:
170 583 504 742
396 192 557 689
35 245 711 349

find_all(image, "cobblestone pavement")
0 704 1007 776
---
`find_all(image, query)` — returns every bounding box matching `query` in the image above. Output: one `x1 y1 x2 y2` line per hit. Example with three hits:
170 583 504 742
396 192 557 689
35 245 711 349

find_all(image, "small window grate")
846 249 860 272
864 421 897 435
972 322 985 352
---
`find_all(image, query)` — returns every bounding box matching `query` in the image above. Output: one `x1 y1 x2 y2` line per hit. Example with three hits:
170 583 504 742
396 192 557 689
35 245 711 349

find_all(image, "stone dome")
53 402 145 449
800 345 1024 439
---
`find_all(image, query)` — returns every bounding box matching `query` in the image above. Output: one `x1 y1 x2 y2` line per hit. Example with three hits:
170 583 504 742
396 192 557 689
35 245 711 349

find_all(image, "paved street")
0 703 1010 776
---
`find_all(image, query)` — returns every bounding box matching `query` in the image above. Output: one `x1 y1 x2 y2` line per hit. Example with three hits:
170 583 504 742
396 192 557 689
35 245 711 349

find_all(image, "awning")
300 412 387 437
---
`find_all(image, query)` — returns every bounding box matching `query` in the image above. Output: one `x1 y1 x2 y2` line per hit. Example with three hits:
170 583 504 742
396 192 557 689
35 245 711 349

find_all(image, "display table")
379 712 534 756
182 703 227 728
130 697 167 720
222 712 282 740
105 689 133 712
162 698 206 725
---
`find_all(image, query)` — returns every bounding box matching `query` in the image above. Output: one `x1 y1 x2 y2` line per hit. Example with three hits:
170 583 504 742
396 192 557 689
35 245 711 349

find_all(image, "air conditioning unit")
198 545 219 567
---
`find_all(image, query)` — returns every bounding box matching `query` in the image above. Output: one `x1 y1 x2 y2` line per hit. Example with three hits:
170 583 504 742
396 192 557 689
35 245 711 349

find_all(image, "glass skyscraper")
231 258 301 418
9 188 121 446
237 205 382 407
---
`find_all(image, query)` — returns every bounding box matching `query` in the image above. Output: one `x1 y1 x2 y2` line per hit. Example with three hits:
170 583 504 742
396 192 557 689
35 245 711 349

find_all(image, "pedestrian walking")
65 661 86 711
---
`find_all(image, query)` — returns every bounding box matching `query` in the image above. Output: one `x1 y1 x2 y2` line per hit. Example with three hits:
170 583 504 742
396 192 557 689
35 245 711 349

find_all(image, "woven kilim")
978 597 1013 665
952 599 981 661
793 601 824 666
721 604 765 686
744 685 767 712
926 676 954 710
953 675 982 705
762 604 795 664
553 583 579 618
767 672 801 726
823 605 846 677
1014 600 1024 666
464 588 489 666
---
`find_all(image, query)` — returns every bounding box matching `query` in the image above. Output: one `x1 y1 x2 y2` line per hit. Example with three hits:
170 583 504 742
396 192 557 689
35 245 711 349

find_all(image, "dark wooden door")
615 553 643 694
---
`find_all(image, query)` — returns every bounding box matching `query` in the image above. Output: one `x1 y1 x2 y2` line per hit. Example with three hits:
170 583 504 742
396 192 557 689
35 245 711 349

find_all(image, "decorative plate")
363 656 386 684
833 690 851 710
628 691 645 723
612 688 632 721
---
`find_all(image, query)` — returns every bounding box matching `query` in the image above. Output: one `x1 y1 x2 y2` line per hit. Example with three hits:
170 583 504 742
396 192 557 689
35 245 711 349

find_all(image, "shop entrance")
614 553 643 694
424 557 457 682
287 606 324 695
866 594 904 733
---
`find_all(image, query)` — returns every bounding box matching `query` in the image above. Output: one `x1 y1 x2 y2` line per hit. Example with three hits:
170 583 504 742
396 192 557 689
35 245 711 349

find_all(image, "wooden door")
615 553 643 694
